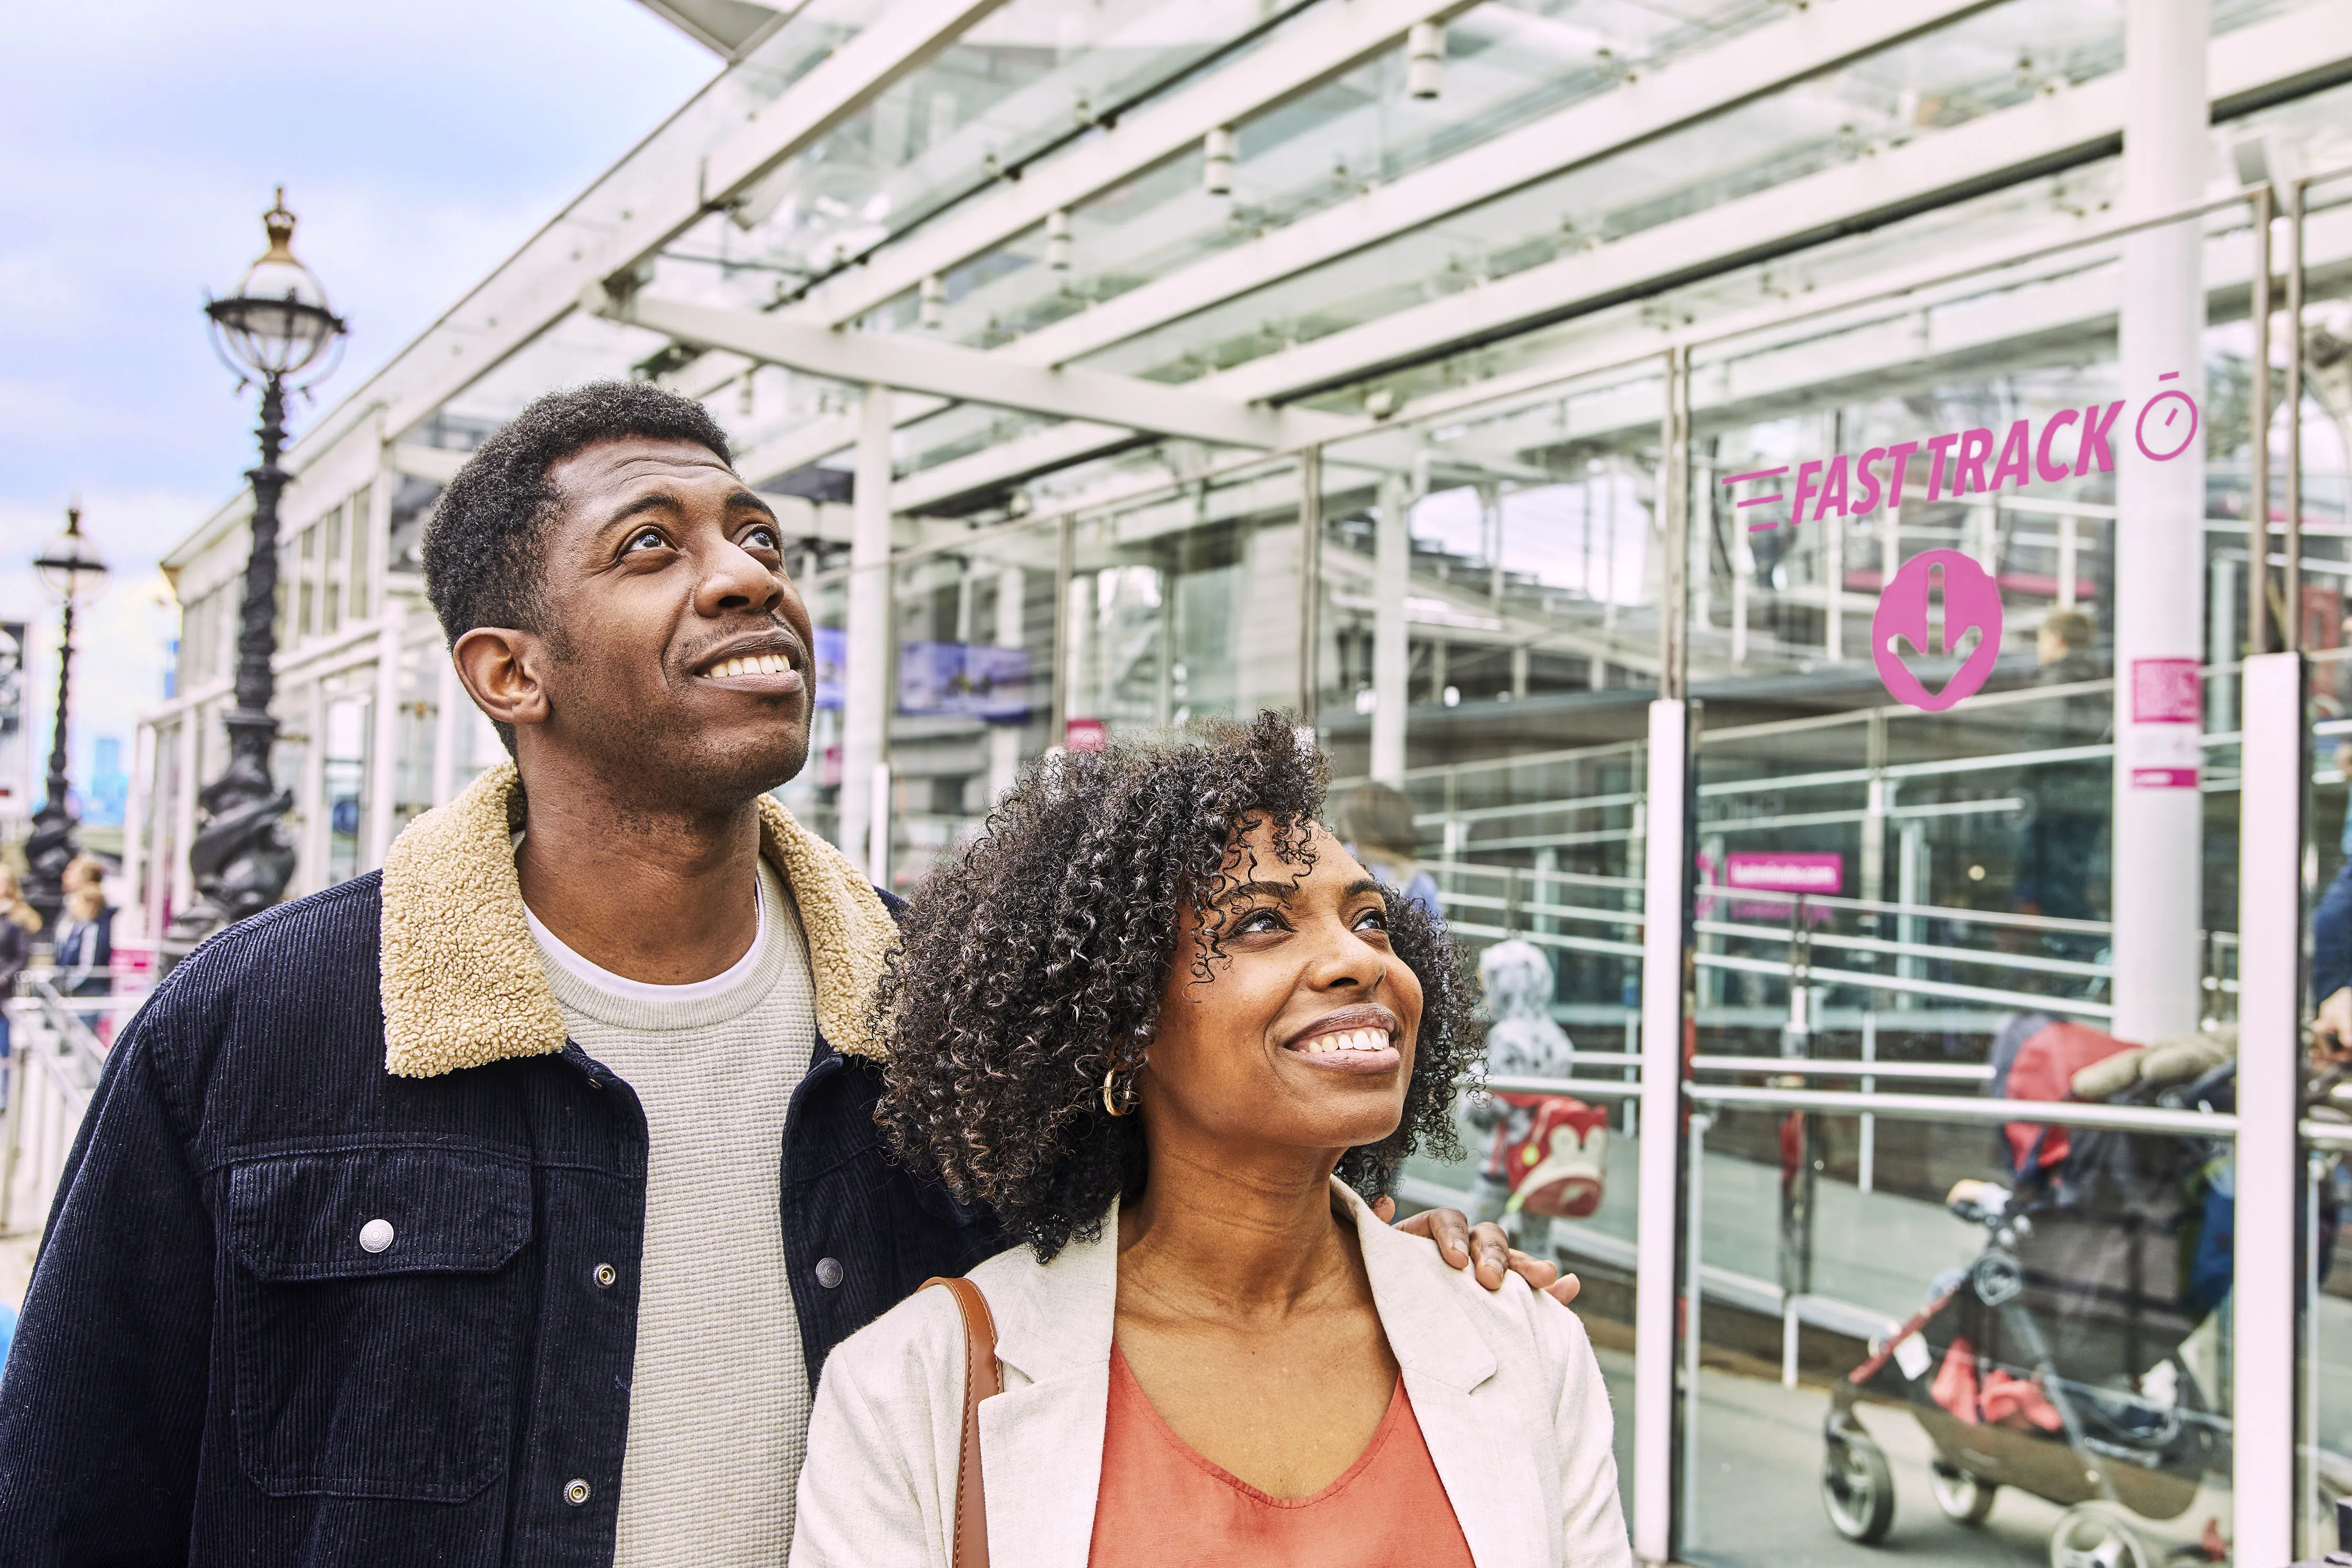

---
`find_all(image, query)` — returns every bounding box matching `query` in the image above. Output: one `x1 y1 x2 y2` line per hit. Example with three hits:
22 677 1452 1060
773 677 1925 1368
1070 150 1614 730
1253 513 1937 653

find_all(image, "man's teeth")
1298 1028 1391 1055
709 654 792 678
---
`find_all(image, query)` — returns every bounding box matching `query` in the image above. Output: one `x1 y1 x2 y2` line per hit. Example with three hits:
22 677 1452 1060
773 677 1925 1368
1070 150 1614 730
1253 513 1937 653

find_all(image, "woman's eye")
1235 908 1286 934
1352 907 1390 933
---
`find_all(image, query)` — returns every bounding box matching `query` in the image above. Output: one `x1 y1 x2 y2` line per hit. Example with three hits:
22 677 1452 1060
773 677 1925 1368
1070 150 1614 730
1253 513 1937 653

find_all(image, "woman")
0 866 39 1072
792 714 1628 1568
54 881 112 999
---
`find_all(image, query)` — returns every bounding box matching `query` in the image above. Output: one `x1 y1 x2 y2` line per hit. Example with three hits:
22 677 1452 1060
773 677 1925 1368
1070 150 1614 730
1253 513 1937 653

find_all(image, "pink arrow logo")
1872 550 2003 712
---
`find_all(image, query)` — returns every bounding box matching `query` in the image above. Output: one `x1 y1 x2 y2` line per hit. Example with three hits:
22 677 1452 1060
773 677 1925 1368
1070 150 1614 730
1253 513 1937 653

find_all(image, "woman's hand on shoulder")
1371 1197 1581 1306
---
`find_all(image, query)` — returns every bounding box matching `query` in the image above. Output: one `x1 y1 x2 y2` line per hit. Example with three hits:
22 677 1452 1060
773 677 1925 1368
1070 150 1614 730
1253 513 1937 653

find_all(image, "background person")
0 866 38 1096
792 715 1621 1568
1334 780 1443 924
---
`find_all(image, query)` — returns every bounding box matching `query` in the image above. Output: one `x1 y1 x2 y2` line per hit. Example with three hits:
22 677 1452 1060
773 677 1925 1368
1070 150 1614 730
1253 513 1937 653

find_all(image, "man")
0 382 1568 1564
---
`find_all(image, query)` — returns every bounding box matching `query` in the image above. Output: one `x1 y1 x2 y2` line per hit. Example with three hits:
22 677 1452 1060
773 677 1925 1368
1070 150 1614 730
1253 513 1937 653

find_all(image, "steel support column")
1632 697 1693 1565
2109 0 2209 1046
1371 476 1410 783
840 385 894 877
2235 650 2303 1565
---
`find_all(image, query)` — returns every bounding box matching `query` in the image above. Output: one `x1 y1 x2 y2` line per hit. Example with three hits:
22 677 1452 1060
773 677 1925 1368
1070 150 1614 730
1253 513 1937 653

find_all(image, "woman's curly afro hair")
873 710 1477 1262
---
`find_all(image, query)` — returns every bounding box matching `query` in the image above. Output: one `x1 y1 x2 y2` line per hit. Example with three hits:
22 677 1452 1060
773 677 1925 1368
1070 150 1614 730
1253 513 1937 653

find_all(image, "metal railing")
1 977 122 1241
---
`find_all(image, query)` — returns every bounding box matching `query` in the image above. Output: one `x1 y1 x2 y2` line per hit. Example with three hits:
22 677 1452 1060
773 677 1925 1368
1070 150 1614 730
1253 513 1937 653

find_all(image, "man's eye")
624 528 668 553
744 524 781 551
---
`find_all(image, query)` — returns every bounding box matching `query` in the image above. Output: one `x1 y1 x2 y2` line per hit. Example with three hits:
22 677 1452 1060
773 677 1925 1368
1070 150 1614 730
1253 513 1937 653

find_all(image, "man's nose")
696 536 783 617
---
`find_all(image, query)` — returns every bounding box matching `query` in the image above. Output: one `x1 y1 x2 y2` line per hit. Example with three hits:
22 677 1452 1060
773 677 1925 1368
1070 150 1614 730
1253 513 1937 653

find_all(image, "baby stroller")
1819 1015 2244 1564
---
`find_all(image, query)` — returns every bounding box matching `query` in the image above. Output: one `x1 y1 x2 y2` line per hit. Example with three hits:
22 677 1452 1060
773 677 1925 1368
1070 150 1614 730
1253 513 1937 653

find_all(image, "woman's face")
1138 817 1424 1164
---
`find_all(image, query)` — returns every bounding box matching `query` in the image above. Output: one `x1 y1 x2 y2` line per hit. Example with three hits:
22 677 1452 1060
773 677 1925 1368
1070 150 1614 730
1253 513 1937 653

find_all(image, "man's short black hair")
422 380 734 647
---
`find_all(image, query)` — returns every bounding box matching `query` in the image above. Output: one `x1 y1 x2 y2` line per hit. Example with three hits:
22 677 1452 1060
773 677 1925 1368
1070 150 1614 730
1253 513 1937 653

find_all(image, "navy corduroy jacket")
0 771 1000 1566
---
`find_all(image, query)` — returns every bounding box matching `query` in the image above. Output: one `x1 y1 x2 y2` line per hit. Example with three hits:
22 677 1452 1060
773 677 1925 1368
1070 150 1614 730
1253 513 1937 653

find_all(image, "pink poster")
2127 658 2201 789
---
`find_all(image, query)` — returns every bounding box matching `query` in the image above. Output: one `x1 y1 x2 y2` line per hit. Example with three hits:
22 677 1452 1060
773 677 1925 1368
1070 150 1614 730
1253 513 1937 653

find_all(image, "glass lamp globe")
33 507 107 604
205 187 345 382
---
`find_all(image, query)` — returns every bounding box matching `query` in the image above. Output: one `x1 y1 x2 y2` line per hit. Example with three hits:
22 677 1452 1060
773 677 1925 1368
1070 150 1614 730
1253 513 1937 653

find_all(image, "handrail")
1689 1056 1993 1083
1685 1083 2232 1135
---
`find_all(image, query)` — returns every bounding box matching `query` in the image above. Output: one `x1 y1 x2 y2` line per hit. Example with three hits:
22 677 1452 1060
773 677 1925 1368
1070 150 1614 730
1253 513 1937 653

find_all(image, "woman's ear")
451 627 551 736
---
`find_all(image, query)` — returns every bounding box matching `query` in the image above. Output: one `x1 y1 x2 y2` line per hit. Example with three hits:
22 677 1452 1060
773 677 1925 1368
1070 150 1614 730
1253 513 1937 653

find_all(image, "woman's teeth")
1298 1028 1390 1055
710 654 793 678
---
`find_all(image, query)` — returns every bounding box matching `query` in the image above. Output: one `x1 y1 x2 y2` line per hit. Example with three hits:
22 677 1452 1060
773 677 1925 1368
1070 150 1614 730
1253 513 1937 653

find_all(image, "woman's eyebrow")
1214 878 1303 905
1343 878 1385 900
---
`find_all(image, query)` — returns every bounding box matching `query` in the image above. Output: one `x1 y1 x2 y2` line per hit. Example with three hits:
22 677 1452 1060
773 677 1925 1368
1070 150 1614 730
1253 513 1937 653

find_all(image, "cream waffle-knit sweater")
527 855 816 1565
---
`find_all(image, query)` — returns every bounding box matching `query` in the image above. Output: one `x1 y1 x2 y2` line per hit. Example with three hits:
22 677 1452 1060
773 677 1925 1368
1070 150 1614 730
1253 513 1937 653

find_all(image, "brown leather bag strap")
921 1277 1001 1568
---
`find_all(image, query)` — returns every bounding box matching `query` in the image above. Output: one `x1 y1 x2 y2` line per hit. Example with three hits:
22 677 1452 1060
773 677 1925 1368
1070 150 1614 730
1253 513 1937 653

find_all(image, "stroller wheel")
2049 1506 2153 1568
1821 1426 1896 1544
1930 1461 1997 1525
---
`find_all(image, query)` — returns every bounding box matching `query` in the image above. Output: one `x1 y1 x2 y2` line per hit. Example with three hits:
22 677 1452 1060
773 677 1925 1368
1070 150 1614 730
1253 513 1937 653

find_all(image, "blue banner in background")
897 641 1031 721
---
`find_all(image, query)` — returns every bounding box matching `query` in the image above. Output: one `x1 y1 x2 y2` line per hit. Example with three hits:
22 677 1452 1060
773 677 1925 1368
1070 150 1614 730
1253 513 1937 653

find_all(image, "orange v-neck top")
1085 1345 1477 1567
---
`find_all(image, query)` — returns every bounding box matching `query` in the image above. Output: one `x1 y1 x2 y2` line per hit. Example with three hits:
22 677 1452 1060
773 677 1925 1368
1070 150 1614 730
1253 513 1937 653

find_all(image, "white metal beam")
598 288 1349 449
785 0 1484 332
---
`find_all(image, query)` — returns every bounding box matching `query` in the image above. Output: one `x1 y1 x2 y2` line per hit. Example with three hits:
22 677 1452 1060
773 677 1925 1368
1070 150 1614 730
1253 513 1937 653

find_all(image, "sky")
0 1 715 821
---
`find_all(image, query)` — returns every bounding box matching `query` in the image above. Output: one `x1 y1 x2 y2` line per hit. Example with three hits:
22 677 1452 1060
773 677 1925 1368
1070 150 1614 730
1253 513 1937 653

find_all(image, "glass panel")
322 694 369 887
323 503 345 636
296 525 317 640
885 522 1060 888
1307 371 1666 1524
1064 457 1306 738
777 572 848 850
1675 193 2258 1564
1683 1101 2234 1564
350 484 373 621
1315 360 1667 780
2300 162 2352 1556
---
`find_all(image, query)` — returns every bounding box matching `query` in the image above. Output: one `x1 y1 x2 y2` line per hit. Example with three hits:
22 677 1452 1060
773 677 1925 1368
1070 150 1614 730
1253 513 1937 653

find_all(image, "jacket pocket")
224 1146 532 1502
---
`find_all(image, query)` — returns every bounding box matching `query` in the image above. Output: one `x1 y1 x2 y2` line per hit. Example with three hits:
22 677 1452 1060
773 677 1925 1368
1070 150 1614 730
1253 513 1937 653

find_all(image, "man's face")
528 436 815 809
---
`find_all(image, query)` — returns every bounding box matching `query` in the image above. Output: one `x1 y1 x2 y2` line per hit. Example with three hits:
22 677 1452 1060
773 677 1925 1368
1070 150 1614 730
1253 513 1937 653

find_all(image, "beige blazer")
789 1181 1633 1568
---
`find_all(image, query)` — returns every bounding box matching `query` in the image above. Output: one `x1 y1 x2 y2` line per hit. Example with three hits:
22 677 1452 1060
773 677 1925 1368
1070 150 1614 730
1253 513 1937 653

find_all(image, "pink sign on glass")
1871 550 2004 712
2126 657 2201 788
1724 852 1844 895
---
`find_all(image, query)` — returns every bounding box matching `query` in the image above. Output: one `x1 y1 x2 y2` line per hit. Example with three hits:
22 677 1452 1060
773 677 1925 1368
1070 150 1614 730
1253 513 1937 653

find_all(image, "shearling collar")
378 762 896 1078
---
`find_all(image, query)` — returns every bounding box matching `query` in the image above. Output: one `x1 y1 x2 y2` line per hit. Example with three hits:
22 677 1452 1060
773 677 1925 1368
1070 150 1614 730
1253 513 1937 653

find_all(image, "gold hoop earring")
1102 1066 1131 1118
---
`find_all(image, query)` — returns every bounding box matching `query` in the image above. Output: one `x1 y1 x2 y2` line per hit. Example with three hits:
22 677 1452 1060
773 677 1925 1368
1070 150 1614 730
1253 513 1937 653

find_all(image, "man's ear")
452 627 552 735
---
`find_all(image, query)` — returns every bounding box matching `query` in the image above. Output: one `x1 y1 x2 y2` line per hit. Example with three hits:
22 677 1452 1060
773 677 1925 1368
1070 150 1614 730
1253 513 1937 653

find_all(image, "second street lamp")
24 506 108 932
163 188 346 964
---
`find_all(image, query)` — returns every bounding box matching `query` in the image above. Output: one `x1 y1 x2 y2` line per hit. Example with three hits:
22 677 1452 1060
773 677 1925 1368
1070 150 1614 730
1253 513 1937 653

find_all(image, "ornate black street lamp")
163 189 346 962
24 506 108 932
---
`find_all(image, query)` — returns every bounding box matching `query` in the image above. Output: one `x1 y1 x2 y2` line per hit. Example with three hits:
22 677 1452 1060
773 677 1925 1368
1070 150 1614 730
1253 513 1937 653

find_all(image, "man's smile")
688 629 808 695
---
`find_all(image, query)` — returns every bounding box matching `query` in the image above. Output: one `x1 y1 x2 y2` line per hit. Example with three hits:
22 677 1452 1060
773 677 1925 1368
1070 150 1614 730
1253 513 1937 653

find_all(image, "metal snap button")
358 1219 395 1255
564 1478 591 1507
814 1256 844 1289
593 1264 618 1289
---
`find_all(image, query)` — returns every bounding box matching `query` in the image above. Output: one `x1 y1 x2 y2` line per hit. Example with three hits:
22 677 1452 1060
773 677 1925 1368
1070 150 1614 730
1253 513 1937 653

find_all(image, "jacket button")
358 1219 395 1254
564 1478 591 1507
593 1264 618 1289
814 1257 844 1289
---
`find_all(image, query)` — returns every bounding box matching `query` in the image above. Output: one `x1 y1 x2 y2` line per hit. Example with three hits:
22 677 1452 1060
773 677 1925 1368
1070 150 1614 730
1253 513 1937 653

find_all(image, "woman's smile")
1284 1003 1404 1075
